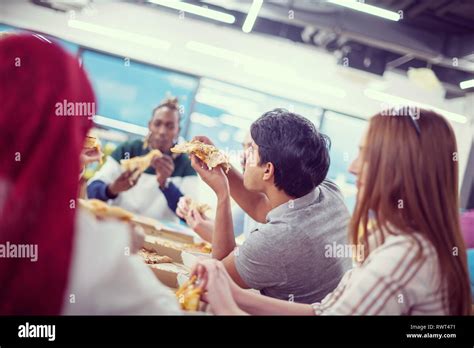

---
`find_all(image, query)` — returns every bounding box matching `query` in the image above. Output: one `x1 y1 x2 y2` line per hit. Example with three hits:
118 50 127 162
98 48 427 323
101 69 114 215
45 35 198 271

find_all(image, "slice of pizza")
176 275 202 311
183 241 212 254
156 238 212 255
170 140 230 173
79 199 134 221
83 135 103 164
120 149 163 175
189 199 211 215
138 249 173 264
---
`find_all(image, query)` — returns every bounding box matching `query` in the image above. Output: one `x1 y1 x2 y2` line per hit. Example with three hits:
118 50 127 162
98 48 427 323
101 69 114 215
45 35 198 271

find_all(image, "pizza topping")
138 249 173 264
170 140 230 173
189 200 211 215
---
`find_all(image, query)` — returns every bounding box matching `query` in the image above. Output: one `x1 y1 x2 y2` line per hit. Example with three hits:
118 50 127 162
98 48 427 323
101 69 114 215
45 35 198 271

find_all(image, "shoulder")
318 180 346 204
110 140 145 162
243 222 290 251
363 233 438 278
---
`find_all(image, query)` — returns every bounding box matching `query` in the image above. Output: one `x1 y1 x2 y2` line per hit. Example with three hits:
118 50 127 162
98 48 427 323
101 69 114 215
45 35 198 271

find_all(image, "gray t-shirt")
234 180 352 304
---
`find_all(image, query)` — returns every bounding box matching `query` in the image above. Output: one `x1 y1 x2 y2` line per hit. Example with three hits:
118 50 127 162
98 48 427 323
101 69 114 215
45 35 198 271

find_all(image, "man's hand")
192 135 215 146
190 155 229 198
151 154 175 188
107 169 140 197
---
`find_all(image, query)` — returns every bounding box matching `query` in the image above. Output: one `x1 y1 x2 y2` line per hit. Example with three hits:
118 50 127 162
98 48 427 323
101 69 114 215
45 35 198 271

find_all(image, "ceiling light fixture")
328 0 401 21
148 0 235 24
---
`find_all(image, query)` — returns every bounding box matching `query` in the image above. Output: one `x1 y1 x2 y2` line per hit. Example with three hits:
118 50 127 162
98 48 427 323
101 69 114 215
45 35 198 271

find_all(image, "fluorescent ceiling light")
93 115 149 136
200 78 266 102
460 79 474 90
195 89 260 116
220 114 253 130
148 0 235 24
190 112 218 127
68 20 171 50
242 0 263 33
186 40 255 64
328 0 401 21
363 89 467 124
187 41 347 99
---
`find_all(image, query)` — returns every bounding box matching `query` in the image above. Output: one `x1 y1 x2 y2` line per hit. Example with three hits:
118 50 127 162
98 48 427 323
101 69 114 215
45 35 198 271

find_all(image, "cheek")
243 167 256 185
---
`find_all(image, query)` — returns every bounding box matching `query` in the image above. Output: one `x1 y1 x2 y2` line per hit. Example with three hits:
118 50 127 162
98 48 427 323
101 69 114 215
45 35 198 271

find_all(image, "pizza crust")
120 149 163 174
170 140 230 173
79 199 134 221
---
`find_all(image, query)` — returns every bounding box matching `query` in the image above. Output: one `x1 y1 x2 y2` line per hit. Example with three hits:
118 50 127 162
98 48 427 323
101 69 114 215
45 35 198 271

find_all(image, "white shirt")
89 157 199 222
312 232 448 315
62 208 182 315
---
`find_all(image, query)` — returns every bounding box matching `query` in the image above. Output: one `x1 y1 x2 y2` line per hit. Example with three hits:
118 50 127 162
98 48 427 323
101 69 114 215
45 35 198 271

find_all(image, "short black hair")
250 108 331 198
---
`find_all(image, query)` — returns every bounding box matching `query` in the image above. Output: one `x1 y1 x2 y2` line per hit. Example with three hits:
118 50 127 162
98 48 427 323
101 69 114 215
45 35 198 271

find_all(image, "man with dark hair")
192 109 351 304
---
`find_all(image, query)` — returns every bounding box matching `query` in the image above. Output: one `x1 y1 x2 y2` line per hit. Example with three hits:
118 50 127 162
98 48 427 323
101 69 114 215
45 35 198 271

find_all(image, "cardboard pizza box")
148 262 189 289
181 250 211 269
131 215 199 244
143 235 212 264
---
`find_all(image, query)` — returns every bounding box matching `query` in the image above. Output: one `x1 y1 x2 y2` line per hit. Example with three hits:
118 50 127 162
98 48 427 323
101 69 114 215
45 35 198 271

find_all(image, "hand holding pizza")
151 154 175 188
191 259 244 315
107 169 141 197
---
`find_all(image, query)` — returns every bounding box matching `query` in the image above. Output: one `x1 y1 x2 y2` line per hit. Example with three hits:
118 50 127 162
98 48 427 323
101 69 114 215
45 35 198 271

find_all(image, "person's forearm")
234 288 314 315
212 191 236 260
194 221 213 243
227 168 271 223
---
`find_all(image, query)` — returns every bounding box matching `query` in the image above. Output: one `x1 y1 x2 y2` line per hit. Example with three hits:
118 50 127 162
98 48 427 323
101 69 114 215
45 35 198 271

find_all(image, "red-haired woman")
193 109 472 315
0 34 180 315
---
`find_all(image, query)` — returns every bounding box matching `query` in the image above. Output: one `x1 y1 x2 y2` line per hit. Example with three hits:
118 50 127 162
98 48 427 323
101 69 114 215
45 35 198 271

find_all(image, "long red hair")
0 34 95 314
350 109 471 315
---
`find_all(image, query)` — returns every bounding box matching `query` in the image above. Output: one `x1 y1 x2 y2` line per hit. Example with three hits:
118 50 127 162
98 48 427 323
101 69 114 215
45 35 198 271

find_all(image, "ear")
262 162 274 182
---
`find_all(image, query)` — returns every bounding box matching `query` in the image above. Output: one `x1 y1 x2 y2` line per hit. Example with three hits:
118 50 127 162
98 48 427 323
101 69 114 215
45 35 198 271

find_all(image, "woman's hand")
186 208 214 241
176 197 214 242
176 196 192 219
192 259 246 315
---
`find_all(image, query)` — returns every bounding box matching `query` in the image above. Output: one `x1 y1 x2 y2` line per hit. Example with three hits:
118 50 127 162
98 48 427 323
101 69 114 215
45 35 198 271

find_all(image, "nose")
348 157 358 177
157 124 168 136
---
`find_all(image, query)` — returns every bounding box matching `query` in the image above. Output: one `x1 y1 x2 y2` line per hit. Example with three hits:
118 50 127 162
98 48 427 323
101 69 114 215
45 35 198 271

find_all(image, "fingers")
122 168 138 179
129 169 141 185
190 155 210 177
190 208 204 223
176 196 191 218
154 155 174 168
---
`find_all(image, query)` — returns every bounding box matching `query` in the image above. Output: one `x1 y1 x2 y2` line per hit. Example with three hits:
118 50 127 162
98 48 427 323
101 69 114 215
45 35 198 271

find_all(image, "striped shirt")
312 231 448 315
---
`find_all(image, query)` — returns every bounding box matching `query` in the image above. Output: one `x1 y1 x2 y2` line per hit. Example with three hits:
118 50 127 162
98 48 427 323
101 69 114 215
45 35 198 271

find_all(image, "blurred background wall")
1 0 473 211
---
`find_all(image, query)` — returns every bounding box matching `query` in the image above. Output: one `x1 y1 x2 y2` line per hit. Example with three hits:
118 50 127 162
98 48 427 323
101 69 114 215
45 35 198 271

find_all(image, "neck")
265 186 294 210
